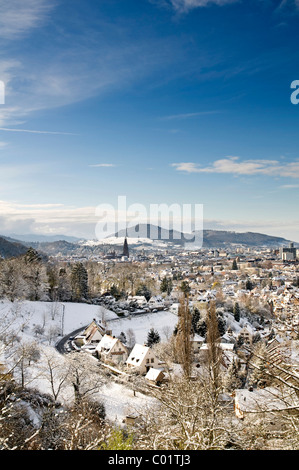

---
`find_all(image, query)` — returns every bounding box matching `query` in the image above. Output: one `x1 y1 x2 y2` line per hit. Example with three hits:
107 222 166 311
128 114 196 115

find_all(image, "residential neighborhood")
37 236 297 435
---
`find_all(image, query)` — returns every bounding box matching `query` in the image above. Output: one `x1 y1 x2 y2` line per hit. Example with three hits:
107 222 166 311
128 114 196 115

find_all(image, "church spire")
123 228 129 258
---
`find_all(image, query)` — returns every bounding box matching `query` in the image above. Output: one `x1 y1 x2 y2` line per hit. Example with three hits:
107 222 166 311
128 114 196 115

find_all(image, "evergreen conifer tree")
233 302 240 322
71 262 88 301
146 328 161 347
191 307 201 334
231 259 238 270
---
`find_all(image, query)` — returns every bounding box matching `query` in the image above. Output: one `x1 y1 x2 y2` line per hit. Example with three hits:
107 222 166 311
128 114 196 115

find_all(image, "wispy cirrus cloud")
0 0 53 40
159 110 222 120
88 163 117 168
154 0 299 14
172 157 299 178
152 0 239 13
279 184 299 189
0 127 77 135
0 3 185 127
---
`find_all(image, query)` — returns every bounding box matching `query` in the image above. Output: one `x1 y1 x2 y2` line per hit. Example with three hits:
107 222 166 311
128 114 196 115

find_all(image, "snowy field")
0 299 118 337
0 300 177 423
0 299 178 344
108 310 178 344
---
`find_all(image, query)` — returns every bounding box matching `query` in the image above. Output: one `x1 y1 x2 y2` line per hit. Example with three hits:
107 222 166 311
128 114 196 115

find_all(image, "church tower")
122 230 129 258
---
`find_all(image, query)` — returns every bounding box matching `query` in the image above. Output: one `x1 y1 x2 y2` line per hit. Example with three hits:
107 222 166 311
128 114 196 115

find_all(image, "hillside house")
238 324 255 345
192 334 205 353
96 334 128 365
169 303 180 315
199 342 236 368
74 319 111 347
126 343 161 374
127 295 148 308
148 296 165 310
145 367 165 385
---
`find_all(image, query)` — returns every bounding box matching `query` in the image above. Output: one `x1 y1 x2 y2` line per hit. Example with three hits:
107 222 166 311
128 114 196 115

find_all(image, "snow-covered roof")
200 343 235 351
126 343 150 364
97 334 119 353
193 334 205 342
145 367 164 381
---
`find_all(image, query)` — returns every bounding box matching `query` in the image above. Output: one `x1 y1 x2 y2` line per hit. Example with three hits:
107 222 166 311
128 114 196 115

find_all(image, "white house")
127 295 148 307
169 302 180 315
148 296 165 310
126 343 160 374
192 334 205 353
96 334 128 364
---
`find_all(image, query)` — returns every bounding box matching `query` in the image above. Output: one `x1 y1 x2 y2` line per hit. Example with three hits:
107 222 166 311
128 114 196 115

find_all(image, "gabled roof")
83 319 106 337
127 344 151 364
97 334 119 353
145 367 164 382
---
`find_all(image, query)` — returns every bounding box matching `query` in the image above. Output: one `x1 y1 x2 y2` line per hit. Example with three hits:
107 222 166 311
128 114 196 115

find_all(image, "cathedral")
122 233 129 258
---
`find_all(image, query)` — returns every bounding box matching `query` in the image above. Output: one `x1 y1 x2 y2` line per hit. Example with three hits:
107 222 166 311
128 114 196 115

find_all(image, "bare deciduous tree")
66 352 106 404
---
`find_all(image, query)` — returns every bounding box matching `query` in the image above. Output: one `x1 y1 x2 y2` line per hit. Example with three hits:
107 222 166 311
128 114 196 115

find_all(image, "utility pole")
61 303 65 336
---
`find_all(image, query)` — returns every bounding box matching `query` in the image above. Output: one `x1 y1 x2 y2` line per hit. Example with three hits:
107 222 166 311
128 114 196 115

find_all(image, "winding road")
55 325 87 354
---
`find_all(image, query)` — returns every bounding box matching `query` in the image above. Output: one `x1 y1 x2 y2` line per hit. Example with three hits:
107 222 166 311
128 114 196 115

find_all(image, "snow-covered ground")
0 299 117 336
0 299 176 423
108 310 178 344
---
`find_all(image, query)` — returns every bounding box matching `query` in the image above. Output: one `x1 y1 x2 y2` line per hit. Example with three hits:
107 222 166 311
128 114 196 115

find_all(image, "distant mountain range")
8 233 82 243
0 226 296 259
114 224 295 248
201 229 295 248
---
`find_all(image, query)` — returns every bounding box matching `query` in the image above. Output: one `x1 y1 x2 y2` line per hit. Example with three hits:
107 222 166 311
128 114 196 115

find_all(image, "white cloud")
0 0 53 40
172 157 299 178
88 163 117 168
0 200 100 238
158 0 239 13
279 184 299 189
159 110 221 120
154 0 299 15
0 127 77 135
0 13 183 126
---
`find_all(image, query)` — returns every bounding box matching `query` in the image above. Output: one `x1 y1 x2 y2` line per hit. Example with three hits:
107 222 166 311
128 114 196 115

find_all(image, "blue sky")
0 0 299 241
